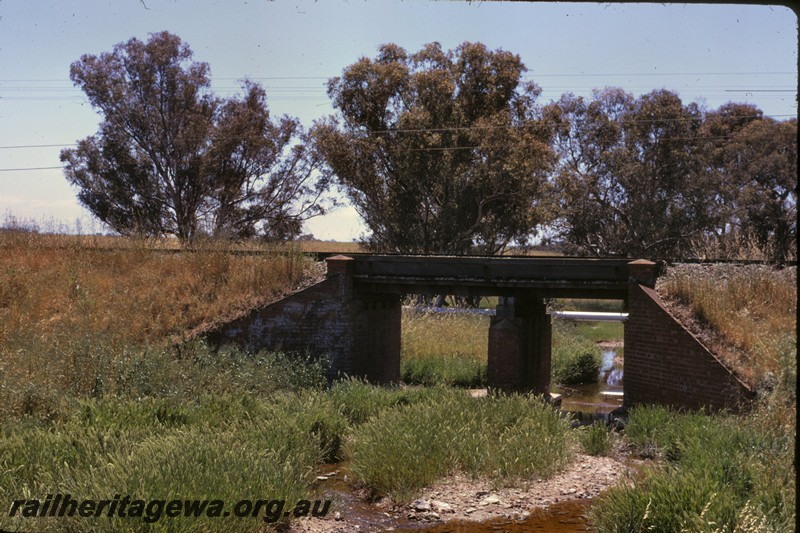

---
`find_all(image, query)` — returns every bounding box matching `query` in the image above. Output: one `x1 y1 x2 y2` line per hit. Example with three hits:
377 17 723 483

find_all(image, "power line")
0 113 795 151
0 166 63 172
0 128 794 169
0 71 794 83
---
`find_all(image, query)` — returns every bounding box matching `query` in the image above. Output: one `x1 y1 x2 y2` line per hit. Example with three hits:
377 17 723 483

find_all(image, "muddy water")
557 350 624 425
406 499 592 532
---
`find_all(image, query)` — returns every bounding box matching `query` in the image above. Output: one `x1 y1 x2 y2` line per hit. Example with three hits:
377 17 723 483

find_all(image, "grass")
346 389 573 502
0 392 345 532
0 231 320 421
400 310 489 387
578 422 613 456
658 264 796 388
551 320 603 385
591 406 795 532
400 308 613 387
589 265 796 531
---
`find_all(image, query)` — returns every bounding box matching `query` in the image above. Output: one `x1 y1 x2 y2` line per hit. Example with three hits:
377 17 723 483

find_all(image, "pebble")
431 500 453 513
479 495 501 506
412 499 431 512
465 507 477 514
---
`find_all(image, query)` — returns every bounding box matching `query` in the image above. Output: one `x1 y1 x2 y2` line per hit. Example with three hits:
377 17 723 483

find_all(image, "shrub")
551 321 602 385
591 406 796 532
578 422 612 456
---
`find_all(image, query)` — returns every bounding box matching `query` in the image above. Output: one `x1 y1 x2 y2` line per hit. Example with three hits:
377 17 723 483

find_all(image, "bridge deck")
339 255 635 299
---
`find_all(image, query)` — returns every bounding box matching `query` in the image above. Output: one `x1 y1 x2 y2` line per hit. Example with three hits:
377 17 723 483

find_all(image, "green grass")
591 406 796 532
578 422 613 456
346 389 573 502
400 309 616 387
573 321 624 343
400 310 489 387
0 392 344 532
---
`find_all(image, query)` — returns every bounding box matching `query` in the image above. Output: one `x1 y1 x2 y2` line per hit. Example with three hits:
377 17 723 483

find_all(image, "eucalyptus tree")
61 31 333 243
312 42 556 255
549 88 722 258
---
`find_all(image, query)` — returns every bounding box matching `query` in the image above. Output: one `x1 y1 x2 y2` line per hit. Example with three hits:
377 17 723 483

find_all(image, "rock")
316 475 329 481
334 511 342 521
428 512 441 520
465 507 477 514
431 500 453 513
412 499 431 512
480 495 501 506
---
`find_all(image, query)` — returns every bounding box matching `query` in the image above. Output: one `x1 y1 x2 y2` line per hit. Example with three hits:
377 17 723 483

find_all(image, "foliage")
658 264 796 390
551 321 602 384
549 88 721 258
592 406 795 532
312 42 556 254
346 390 572 502
60 32 334 243
401 310 488 386
578 422 612 456
0 232 321 421
548 90 797 261
0 394 338 532
700 104 797 262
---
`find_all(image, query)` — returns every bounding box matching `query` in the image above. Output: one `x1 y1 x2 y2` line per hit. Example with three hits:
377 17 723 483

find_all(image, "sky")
0 1 797 240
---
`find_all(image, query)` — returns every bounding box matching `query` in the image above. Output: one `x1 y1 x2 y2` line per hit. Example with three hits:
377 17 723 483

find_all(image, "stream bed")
297 333 625 532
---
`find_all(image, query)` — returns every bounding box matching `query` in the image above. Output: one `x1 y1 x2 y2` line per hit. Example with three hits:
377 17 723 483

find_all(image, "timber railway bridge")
207 255 754 411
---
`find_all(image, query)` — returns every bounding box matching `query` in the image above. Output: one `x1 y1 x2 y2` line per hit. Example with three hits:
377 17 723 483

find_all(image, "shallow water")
406 499 592 532
557 350 624 424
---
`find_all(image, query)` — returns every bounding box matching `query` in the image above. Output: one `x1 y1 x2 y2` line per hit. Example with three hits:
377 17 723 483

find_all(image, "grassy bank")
346 388 573 502
590 264 797 531
0 231 317 420
591 406 795 532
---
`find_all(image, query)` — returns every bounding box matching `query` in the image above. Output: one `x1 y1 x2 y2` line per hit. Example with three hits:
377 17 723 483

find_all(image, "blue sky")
0 1 796 240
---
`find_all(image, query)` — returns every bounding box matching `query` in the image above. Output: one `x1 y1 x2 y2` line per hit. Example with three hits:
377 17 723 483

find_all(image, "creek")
307 310 624 531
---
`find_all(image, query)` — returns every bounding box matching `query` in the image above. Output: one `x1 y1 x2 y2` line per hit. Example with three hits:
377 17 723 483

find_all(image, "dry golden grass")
658 264 796 388
0 231 317 345
291 239 364 254
0 231 324 418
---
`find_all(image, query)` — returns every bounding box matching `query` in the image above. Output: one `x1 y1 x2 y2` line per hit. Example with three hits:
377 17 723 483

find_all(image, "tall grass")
0 231 320 421
400 310 489 386
659 264 797 434
658 264 796 386
0 393 344 532
400 309 614 387
591 406 795 532
346 389 573 502
551 320 603 385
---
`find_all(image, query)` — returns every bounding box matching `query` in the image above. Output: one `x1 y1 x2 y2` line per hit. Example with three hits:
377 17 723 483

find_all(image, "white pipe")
551 311 628 322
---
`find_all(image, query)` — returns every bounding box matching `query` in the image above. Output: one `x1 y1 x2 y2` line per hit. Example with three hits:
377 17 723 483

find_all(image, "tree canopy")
548 89 796 260
61 32 333 243
312 42 556 254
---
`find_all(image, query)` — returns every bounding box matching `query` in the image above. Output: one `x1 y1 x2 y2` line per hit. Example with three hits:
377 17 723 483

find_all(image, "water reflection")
557 349 624 420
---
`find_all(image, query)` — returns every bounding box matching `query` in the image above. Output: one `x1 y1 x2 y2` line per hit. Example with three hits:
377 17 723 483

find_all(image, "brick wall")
624 283 755 411
204 273 402 383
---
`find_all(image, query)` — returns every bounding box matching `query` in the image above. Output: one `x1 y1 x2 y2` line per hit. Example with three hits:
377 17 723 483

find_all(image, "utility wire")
0 113 795 151
0 128 794 170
